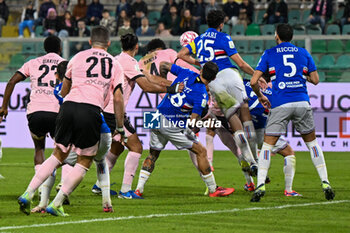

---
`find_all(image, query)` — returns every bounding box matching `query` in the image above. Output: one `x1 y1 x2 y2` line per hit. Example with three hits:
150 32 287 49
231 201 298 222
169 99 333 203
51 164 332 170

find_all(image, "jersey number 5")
283 54 297 77
197 40 214 62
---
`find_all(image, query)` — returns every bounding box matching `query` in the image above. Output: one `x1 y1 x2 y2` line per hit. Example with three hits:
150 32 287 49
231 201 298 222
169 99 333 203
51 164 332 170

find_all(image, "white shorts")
150 115 199 150
255 128 288 154
208 68 248 119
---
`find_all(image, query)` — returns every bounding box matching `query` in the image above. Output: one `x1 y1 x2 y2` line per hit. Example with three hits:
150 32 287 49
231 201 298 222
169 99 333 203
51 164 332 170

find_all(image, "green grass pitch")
0 148 349 232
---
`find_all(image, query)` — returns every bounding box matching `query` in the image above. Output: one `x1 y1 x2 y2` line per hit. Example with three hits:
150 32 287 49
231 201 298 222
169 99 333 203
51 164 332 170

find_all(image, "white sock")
121 184 131 193
233 130 256 165
305 139 329 183
136 170 151 193
257 143 273 187
53 189 67 208
38 169 56 207
95 158 111 206
202 172 217 193
283 155 296 192
243 171 253 185
243 121 258 161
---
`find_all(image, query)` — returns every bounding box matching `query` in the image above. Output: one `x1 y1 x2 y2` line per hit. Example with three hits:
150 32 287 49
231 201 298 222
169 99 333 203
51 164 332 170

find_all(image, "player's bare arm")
0 72 26 122
177 47 201 67
230 53 255 75
142 69 172 86
136 76 183 93
60 77 72 98
307 71 320 85
251 70 271 109
113 87 126 143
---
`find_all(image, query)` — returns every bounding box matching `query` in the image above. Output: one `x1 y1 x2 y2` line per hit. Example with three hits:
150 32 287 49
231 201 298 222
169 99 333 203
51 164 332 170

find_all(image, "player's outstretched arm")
251 70 271 109
142 69 172 87
60 78 72 98
177 47 201 67
159 61 172 78
230 53 254 76
307 71 320 85
0 72 25 122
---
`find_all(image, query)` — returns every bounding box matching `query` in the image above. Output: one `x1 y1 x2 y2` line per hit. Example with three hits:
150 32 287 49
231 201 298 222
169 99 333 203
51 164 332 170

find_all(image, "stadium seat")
312 40 326 53
336 8 344 20
302 10 311 24
199 24 208 34
326 25 340 35
242 55 256 68
340 72 350 82
342 25 350 35
318 55 335 69
254 10 265 24
345 40 350 52
109 11 116 17
325 72 341 82
246 24 260 36
8 54 25 69
318 71 326 82
222 24 231 34
312 54 319 65
288 10 301 25
293 28 306 35
231 24 245 36
261 24 275 35
35 26 43 37
134 54 142 61
0 70 13 82
108 41 122 55
295 40 305 48
327 40 344 53
235 40 248 53
334 55 350 69
148 11 161 26
265 40 276 49
248 40 264 53
25 55 37 63
307 26 322 35
2 25 18 37
170 40 182 52
22 42 36 55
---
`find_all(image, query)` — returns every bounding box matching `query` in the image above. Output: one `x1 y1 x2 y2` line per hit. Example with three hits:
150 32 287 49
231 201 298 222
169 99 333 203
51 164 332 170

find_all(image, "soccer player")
0 36 64 178
250 23 335 202
95 34 184 199
17 26 125 216
178 10 261 175
138 60 234 197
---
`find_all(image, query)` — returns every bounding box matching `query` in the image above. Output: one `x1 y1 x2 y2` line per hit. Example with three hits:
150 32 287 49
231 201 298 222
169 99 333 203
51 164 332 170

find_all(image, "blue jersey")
255 42 316 109
158 64 208 128
54 83 110 133
186 28 238 71
243 79 272 129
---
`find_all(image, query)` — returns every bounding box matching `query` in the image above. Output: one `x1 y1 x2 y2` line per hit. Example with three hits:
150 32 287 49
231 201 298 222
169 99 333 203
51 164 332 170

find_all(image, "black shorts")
27 111 58 138
102 112 136 135
55 101 102 155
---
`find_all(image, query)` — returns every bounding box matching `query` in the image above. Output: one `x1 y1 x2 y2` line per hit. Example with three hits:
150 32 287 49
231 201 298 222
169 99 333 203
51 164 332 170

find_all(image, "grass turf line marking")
1 200 349 231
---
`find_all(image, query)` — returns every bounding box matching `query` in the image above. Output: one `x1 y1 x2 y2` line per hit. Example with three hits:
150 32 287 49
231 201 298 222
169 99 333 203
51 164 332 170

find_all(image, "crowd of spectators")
0 0 349 38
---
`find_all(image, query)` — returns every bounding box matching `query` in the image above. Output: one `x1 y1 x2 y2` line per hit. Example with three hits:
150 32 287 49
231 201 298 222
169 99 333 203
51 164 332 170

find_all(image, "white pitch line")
0 200 349 231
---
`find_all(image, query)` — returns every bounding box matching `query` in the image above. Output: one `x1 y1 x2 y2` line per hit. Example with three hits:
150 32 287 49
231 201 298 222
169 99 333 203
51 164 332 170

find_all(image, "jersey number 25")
197 40 215 62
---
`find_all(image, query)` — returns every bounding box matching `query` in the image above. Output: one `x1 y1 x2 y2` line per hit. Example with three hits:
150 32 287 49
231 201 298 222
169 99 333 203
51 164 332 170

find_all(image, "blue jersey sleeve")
170 64 192 77
255 50 269 73
222 34 237 57
54 83 63 105
304 49 317 73
191 88 208 116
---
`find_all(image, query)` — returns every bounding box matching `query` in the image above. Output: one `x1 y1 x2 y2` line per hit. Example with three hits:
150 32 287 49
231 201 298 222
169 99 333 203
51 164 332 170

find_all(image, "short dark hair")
102 9 109 14
120 33 138 51
91 26 110 47
147 39 166 52
56 60 68 81
202 61 218 82
276 23 293 42
44 35 61 54
207 10 225 29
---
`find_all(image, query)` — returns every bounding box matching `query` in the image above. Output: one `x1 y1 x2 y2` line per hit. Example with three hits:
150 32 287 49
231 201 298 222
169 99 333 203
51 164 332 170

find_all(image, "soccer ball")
180 31 199 47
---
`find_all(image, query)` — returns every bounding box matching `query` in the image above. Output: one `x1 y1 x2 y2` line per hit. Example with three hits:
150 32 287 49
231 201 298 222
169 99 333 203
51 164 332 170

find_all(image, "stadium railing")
0 35 350 82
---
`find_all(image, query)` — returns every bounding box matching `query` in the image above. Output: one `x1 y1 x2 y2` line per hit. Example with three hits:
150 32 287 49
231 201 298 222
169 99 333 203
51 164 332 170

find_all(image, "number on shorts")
170 93 186 107
86 56 113 79
38 64 58 87
197 39 215 62
283 54 297 77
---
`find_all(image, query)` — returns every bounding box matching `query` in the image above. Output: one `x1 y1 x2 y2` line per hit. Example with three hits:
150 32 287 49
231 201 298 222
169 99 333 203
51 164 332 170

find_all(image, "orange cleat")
209 186 235 197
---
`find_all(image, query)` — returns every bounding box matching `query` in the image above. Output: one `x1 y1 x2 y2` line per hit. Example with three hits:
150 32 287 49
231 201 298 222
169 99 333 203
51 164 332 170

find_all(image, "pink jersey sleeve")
103 60 124 113
17 60 31 78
